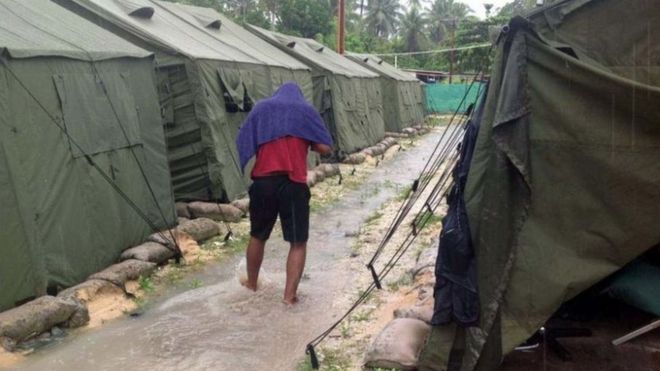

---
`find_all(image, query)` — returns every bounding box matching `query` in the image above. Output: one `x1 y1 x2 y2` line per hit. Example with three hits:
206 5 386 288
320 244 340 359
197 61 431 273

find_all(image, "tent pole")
337 0 346 54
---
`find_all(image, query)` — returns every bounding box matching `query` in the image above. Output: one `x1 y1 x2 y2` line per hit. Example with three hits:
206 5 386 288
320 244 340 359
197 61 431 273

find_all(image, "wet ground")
12 131 445 371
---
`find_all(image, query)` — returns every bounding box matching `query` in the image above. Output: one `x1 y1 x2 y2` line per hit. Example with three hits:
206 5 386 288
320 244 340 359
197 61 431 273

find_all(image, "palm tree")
427 0 471 43
400 7 427 52
483 3 494 18
364 0 402 38
409 0 423 10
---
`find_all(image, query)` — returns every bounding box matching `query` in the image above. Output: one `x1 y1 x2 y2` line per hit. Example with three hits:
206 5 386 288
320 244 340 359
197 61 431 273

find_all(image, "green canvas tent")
346 53 426 132
249 26 386 156
421 0 660 369
58 0 314 201
0 0 175 312
422 0 660 370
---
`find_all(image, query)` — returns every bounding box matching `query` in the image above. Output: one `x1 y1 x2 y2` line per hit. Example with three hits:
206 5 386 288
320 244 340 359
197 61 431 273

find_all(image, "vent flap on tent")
114 0 154 18
188 11 222 30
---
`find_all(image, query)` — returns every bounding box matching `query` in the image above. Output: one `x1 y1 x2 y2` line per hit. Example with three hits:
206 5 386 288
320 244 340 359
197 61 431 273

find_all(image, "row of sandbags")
344 126 430 165
174 163 342 222
0 161 346 351
343 136 400 165
0 218 226 351
0 144 396 351
363 243 438 370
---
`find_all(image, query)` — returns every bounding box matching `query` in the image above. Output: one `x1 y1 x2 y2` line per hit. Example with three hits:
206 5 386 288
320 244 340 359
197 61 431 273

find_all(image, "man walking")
236 82 333 305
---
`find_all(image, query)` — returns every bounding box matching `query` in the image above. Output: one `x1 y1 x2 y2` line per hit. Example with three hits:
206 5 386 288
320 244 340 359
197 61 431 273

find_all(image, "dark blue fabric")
432 83 489 327
236 82 333 171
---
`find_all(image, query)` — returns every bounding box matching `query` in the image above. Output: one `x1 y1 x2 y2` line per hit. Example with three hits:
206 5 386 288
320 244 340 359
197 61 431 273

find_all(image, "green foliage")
163 0 525 72
297 347 352 371
364 0 402 38
277 0 333 38
400 7 428 52
188 279 204 289
138 275 155 293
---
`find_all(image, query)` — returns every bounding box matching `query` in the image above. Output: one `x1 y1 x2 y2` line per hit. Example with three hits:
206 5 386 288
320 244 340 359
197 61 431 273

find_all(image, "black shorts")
249 175 311 243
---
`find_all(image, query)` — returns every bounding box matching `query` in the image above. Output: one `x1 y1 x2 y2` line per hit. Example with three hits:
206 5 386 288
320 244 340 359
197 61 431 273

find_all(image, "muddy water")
14 131 445 371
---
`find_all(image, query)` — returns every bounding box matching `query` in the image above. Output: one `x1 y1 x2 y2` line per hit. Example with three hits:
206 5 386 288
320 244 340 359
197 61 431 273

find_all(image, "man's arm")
312 143 333 155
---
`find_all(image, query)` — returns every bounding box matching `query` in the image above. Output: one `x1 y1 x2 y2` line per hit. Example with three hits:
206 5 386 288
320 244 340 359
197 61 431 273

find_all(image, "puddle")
13 131 446 371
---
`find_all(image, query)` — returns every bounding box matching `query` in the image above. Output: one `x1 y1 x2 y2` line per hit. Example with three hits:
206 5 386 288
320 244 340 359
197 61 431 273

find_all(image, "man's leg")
245 237 266 291
279 179 310 304
284 242 306 304
245 177 279 291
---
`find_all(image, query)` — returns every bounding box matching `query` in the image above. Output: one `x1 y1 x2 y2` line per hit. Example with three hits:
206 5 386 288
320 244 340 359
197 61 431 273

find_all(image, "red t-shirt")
251 136 310 183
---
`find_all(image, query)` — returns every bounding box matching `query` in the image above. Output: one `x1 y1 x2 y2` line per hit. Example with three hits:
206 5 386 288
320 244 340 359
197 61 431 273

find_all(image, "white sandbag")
57 279 119 304
177 218 221 242
0 296 86 350
307 170 318 187
231 198 250 214
318 163 341 178
402 128 417 136
364 318 431 370
175 202 191 219
88 260 157 287
147 230 178 250
384 132 408 138
394 301 435 324
314 168 326 183
120 242 175 264
343 153 366 165
370 145 385 157
187 202 244 223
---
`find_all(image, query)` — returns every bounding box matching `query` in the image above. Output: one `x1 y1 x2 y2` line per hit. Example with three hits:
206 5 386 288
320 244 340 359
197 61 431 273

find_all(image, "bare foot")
240 279 258 292
282 296 298 305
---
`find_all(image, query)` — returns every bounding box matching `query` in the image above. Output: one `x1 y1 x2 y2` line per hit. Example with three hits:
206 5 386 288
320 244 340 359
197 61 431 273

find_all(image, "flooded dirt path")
14 131 445 371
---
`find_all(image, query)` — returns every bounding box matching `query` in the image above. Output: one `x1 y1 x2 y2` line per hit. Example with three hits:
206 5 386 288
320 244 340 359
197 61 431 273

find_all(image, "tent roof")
346 53 419 82
249 26 379 78
0 0 150 61
68 0 265 63
156 2 310 70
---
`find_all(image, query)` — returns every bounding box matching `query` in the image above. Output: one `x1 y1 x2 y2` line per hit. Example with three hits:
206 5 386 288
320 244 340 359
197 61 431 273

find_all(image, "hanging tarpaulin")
420 1 660 369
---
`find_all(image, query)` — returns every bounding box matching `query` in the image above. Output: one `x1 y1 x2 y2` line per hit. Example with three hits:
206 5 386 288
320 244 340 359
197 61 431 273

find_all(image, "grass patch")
426 115 453 127
395 185 412 202
224 233 250 254
163 263 186 284
340 321 352 338
387 273 413 292
188 279 203 289
297 348 352 371
350 240 364 256
138 275 155 293
351 307 375 322
365 211 383 226
310 198 326 212
131 296 146 310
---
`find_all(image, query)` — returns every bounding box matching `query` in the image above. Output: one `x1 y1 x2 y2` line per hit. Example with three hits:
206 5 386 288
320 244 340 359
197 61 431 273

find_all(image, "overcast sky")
409 0 514 19
458 0 512 19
